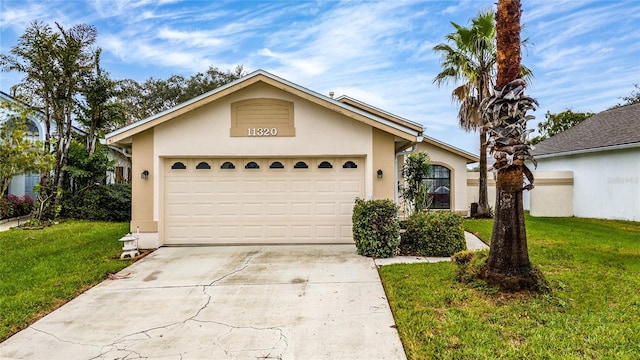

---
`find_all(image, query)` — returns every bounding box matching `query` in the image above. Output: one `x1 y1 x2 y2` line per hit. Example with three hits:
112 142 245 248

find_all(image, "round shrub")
402 210 466 257
352 198 400 258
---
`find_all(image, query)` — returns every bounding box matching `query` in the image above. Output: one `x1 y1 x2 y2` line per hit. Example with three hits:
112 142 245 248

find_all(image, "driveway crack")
208 251 259 286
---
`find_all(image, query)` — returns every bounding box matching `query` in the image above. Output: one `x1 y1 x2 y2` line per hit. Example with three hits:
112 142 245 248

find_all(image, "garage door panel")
167 203 190 217
267 203 287 216
291 180 312 193
289 202 311 216
316 202 338 216
192 204 215 218
267 180 287 193
316 180 337 193
339 202 356 216
339 180 362 193
316 225 337 238
217 203 239 216
164 157 364 244
266 225 287 238
218 225 239 240
292 225 312 238
192 180 212 194
242 225 262 239
217 180 239 194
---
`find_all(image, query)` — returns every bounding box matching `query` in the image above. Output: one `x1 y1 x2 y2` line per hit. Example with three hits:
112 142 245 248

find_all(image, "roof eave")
106 69 422 144
422 136 479 163
535 142 640 159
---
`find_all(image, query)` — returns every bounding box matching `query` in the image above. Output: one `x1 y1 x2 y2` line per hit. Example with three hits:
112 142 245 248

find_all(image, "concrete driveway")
0 245 406 359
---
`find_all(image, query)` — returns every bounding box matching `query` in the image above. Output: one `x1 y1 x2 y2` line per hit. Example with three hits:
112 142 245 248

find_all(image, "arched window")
171 162 187 170
269 161 284 169
426 165 451 210
220 161 235 169
245 161 260 169
293 161 308 169
318 161 333 169
26 121 40 140
196 162 211 169
342 161 357 169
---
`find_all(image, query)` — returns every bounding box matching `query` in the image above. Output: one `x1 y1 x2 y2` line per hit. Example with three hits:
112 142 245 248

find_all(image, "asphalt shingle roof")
533 103 640 157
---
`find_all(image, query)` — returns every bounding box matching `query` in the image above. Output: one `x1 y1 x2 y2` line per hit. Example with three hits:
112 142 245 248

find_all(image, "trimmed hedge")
352 198 400 258
61 183 131 222
402 210 466 257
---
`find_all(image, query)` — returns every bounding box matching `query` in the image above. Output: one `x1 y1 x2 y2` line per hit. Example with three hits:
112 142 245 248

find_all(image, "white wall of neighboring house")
534 148 640 221
106 147 132 184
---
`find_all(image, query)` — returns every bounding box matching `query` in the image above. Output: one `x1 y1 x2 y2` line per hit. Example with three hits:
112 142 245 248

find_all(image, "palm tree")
480 0 542 290
433 10 496 218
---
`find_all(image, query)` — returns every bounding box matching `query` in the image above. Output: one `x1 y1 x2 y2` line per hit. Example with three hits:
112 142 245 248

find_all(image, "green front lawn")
0 220 132 341
380 215 640 359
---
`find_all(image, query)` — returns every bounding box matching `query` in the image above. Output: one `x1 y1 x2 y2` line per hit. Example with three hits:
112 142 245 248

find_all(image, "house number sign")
247 127 278 136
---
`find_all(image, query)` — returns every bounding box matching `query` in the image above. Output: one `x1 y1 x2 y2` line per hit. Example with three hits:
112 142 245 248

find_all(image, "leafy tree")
480 0 544 291
64 140 114 193
117 65 245 123
1 21 99 221
76 51 127 155
401 152 431 213
529 110 594 144
610 84 640 109
0 103 54 196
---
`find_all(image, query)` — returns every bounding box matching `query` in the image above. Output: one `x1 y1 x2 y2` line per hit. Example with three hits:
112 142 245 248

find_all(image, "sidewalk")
374 231 488 266
0 218 24 232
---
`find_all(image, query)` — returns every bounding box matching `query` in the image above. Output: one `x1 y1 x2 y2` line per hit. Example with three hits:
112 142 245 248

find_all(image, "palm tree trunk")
476 128 491 217
496 0 522 89
485 165 529 272
481 0 541 290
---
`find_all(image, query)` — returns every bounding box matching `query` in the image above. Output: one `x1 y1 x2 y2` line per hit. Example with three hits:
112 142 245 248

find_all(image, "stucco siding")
153 83 374 197
535 149 639 221
467 172 497 213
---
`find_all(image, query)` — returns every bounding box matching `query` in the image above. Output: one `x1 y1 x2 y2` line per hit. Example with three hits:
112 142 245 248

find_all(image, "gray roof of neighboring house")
532 103 640 158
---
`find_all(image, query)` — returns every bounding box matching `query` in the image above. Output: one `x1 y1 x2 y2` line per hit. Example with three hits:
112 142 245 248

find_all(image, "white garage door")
164 158 364 245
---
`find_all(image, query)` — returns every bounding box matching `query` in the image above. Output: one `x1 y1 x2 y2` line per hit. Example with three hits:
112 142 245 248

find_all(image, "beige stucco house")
106 70 477 248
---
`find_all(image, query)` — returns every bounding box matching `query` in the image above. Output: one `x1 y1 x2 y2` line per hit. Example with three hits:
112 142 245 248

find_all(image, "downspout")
394 135 424 204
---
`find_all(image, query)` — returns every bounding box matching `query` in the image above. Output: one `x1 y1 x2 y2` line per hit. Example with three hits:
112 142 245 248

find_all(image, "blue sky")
1 0 639 155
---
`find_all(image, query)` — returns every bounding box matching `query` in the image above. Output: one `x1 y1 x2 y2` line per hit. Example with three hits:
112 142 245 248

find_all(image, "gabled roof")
533 103 640 158
106 69 423 145
422 135 479 163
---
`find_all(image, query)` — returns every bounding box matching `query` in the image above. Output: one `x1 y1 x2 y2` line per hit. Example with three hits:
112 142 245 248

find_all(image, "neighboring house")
530 103 640 221
0 91 45 199
106 70 478 248
0 91 132 198
106 145 132 184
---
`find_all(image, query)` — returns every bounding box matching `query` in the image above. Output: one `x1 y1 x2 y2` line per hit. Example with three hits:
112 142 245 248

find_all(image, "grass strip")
0 220 132 341
381 215 640 359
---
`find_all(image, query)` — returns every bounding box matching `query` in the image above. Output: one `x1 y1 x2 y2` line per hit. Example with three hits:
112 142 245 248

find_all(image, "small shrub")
402 210 466 257
6 194 34 217
352 198 400 258
61 183 131 222
20 195 34 216
0 197 14 220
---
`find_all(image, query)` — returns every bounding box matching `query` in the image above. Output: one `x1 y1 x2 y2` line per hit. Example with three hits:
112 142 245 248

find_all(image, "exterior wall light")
141 170 149 180
377 169 383 178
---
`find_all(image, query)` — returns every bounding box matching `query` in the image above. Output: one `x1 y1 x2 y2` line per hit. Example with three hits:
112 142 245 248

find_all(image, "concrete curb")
374 231 489 266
